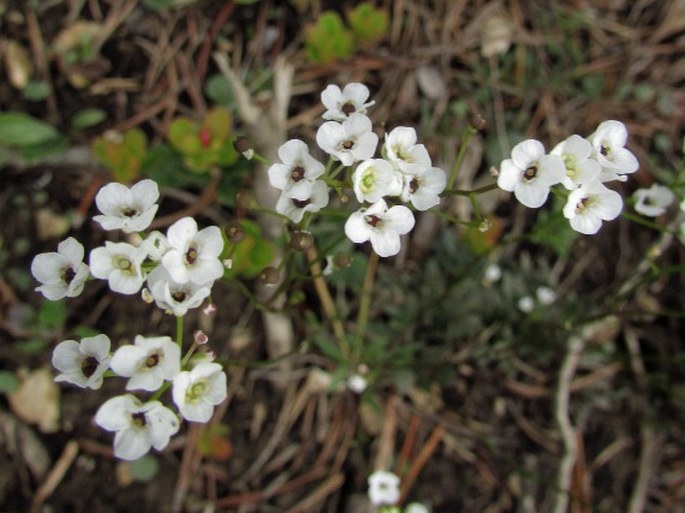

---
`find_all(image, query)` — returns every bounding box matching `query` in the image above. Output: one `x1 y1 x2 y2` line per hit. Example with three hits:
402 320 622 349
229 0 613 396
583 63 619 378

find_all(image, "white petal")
95 394 137 431
95 183 131 215
370 230 402 257
114 427 152 460
110 345 146 377
511 139 545 169
514 181 550 208
130 179 160 207
344 211 371 243
167 217 197 249
57 237 85 264
497 159 522 192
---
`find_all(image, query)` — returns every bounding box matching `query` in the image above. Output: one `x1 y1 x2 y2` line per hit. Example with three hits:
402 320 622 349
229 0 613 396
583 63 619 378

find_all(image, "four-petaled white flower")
316 113 378 166
345 199 415 257
321 83 375 121
563 181 623 235
94 394 179 461
31 237 90 300
110 335 181 391
275 179 330 223
551 134 601 190
93 179 160 233
352 158 402 203
497 139 566 208
383 126 432 174
400 166 447 211
633 183 674 217
89 242 146 295
146 266 211 317
51 334 111 390
162 217 224 285
368 470 401 506
172 362 227 423
267 139 326 200
588 120 639 181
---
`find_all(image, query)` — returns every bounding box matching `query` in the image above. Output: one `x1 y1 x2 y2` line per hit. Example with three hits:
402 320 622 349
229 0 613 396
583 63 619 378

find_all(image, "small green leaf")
0 371 19 393
312 335 344 362
38 299 66 329
204 74 235 106
347 2 388 44
224 219 275 279
304 11 355 64
23 80 52 101
71 108 107 129
529 202 579 257
0 112 60 147
129 455 159 481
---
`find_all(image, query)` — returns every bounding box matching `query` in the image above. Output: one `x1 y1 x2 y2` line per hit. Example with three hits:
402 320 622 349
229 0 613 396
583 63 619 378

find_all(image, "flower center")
341 102 356 115
360 168 378 193
131 412 147 428
61 266 76 284
365 214 382 227
339 139 355 151
185 246 198 265
172 290 188 302
121 207 139 218
393 145 412 162
290 165 305 182
563 154 577 178
186 378 210 403
81 356 98 378
409 177 420 194
523 165 538 181
145 351 161 368
600 142 611 157
575 196 592 214
115 255 132 272
292 198 311 209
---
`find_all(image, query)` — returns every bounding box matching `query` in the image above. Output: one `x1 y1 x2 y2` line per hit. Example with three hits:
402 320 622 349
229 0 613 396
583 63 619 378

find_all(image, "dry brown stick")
374 394 399 471
395 414 420 476
148 172 220 229
172 422 204 513
196 0 236 84
285 472 345 513
399 424 445 504
29 440 79 513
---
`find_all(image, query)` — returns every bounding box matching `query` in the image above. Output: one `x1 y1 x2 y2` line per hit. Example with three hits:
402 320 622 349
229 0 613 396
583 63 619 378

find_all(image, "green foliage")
71 108 107 130
529 199 579 257
92 128 148 183
38 299 67 330
305 11 356 64
0 112 61 147
0 371 19 393
23 80 52 101
168 107 239 173
223 219 276 279
129 455 159 481
346 2 388 45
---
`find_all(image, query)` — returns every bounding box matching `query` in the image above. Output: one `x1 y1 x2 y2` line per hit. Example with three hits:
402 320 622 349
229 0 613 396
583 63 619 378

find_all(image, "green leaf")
304 11 356 64
0 112 61 147
224 219 276 279
38 299 66 329
204 74 235 107
71 108 107 129
529 201 579 257
23 80 52 101
0 371 19 393
129 455 159 481
312 335 344 362
347 2 388 44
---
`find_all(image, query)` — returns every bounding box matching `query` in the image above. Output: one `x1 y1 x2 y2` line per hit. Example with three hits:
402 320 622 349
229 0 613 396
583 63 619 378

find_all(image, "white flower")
383 126 432 173
110 335 181 391
31 237 90 300
267 139 326 200
147 266 211 317
89 242 146 295
94 394 179 461
275 179 330 223
550 134 601 190
368 470 401 506
172 362 227 423
344 199 415 257
588 120 639 181
497 139 566 208
536 286 556 305
93 179 160 233
517 295 535 313
483 263 502 284
563 181 623 235
633 184 674 217
400 166 447 211
141 231 169 261
161 217 224 285
347 374 367 394
51 334 111 390
352 158 403 203
405 503 430 513
316 113 378 166
321 83 375 121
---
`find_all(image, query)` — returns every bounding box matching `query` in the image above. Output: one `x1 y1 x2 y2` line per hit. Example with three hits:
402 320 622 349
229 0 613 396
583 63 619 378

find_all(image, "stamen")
290 166 305 182
365 214 381 227
81 356 98 378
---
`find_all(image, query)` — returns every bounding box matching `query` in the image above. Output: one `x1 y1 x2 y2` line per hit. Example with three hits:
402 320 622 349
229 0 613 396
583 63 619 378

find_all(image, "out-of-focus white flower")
162 217 224 285
94 394 179 461
517 295 535 313
316 113 378 166
93 179 159 233
563 181 623 235
536 286 556 305
551 134 601 190
89 242 146 295
347 374 368 394
110 335 181 391
147 266 212 316
275 179 330 223
405 503 430 513
321 83 375 121
344 199 415 257
31 237 90 300
172 362 227 423
267 139 326 200
483 263 502 284
352 158 403 203
588 120 639 181
633 184 675 217
400 166 446 211
383 126 432 174
368 470 401 506
497 139 566 208
51 334 111 390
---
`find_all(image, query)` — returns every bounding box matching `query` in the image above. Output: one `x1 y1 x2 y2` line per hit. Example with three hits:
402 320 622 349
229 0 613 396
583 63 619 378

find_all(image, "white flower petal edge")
110 335 181 391
588 120 639 180
162 217 224 285
95 394 179 460
633 183 674 217
89 242 146 295
52 334 111 389
172 362 227 423
344 199 415 257
368 470 401 506
563 181 623 235
93 179 160 233
316 113 378 166
321 83 375 121
31 237 90 300
275 179 330 223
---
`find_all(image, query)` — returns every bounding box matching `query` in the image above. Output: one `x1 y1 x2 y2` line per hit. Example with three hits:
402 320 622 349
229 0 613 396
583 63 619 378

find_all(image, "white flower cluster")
32 179 228 460
368 470 429 512
267 83 447 257
497 120 639 234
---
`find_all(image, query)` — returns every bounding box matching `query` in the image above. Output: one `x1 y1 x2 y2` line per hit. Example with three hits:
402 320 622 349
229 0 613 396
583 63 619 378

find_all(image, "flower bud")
202 303 217 316
289 230 313 252
470 112 486 131
193 330 209 345
333 253 352 269
225 221 246 244
259 266 280 286
233 135 254 159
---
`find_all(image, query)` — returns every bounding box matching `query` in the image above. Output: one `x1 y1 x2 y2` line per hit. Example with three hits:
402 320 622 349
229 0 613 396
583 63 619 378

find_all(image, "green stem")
176 315 184 348
621 211 672 233
353 251 380 359
444 183 498 197
447 124 478 190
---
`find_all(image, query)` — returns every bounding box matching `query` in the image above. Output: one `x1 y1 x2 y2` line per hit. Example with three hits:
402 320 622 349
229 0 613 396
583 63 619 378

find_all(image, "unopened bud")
141 288 154 304
479 219 491 233
233 135 253 159
202 303 217 316
470 112 486 131
193 330 209 345
333 253 352 269
225 221 246 244
236 190 256 210
259 266 280 285
289 230 313 252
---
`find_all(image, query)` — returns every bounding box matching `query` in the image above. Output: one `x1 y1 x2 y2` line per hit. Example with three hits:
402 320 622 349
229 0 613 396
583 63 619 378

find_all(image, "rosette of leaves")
168 107 239 173
346 2 388 45
92 128 148 183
